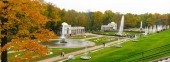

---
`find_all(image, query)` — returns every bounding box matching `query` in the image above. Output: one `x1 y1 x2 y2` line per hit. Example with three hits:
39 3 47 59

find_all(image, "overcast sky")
44 0 170 14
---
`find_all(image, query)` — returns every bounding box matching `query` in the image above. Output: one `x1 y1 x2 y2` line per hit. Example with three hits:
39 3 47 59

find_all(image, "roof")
62 22 68 25
109 22 116 25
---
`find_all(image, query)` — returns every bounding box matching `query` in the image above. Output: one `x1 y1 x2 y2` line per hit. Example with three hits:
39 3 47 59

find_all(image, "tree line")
45 3 170 34
0 0 170 62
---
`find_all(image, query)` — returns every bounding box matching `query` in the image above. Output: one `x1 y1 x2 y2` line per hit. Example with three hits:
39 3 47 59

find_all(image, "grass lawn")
68 35 95 39
7 48 82 61
94 31 117 35
93 30 142 36
68 29 170 62
37 48 83 60
88 37 118 45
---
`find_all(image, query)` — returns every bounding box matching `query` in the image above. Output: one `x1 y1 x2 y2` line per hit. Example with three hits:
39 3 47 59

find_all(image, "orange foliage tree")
0 0 57 62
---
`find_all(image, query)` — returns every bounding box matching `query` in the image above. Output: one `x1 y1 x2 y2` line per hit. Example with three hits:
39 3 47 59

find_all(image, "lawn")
68 35 95 39
88 37 118 45
93 31 117 35
93 30 142 36
37 48 83 60
68 29 170 62
8 48 82 61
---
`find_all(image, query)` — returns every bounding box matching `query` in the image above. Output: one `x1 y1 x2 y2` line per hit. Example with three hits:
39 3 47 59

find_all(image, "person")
103 42 106 47
61 51 65 57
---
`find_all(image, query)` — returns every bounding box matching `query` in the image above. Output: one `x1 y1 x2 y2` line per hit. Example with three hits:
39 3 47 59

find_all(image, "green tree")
124 13 140 28
103 10 114 25
92 11 104 30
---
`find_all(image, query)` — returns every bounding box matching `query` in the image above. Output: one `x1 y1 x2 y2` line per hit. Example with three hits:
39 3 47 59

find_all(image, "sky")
44 0 170 14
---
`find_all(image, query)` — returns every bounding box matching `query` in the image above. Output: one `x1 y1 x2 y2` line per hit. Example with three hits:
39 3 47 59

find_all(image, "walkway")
38 37 131 62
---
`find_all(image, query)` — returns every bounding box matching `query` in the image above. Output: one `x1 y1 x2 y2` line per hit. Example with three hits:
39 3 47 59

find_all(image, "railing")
112 44 170 62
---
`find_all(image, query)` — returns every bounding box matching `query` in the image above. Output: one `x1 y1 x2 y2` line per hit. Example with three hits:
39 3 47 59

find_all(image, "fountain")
143 27 148 37
148 26 153 34
140 21 143 30
157 25 164 32
151 25 156 33
167 25 170 29
60 22 69 43
163 25 166 30
44 22 94 48
142 27 148 36
157 25 160 32
144 27 148 34
133 34 138 42
116 15 124 36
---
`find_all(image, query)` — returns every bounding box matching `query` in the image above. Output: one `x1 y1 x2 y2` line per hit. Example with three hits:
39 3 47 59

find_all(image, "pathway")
38 37 131 62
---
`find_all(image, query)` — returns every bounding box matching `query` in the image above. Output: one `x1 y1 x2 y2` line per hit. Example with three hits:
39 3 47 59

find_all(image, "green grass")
94 31 117 35
68 35 95 39
68 29 170 62
37 48 82 60
88 37 117 45
7 48 82 61
93 30 142 36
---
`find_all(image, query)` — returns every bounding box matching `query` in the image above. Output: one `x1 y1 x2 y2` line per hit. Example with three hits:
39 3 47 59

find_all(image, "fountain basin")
43 39 94 48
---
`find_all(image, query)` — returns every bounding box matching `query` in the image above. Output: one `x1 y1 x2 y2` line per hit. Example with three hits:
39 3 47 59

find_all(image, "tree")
160 14 168 25
76 12 88 27
0 0 56 62
43 3 62 35
43 3 61 21
113 12 121 24
146 18 153 26
146 14 155 26
103 10 114 25
124 13 140 28
87 11 94 31
92 11 104 30
168 14 170 25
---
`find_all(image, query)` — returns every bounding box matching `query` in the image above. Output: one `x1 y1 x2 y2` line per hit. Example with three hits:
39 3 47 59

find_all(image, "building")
71 27 85 35
61 22 85 36
101 22 117 31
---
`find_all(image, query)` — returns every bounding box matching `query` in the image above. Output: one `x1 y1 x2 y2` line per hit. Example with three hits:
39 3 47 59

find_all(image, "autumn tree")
103 10 115 25
124 13 140 28
160 14 168 25
0 0 56 62
31 3 170 32
43 3 61 35
92 11 104 30
168 14 170 25
43 3 61 21
63 10 78 26
146 14 155 26
76 12 88 27
153 13 162 25
86 11 94 31
140 13 149 27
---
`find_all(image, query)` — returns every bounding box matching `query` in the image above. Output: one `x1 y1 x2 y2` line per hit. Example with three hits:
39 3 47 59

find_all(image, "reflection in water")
44 39 90 48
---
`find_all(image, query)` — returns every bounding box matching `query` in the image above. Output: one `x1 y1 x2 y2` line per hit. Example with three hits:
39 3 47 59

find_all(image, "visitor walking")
103 42 106 47
61 51 65 57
